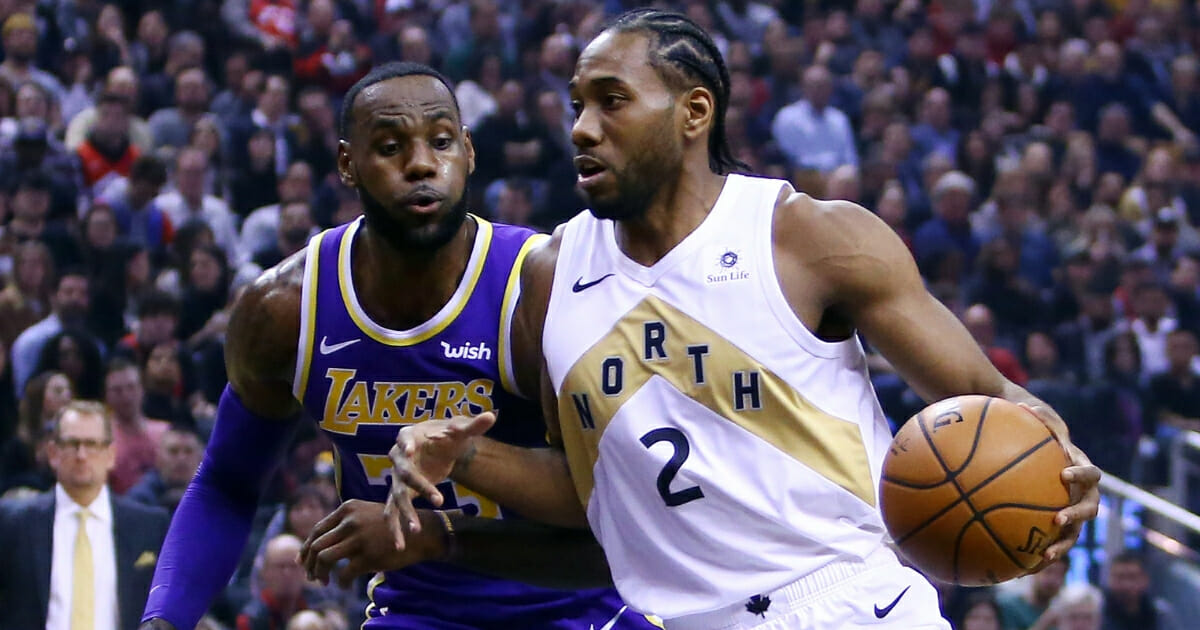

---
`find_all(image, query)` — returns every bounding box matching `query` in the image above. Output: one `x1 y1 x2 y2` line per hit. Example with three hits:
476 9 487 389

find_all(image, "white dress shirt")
46 484 118 630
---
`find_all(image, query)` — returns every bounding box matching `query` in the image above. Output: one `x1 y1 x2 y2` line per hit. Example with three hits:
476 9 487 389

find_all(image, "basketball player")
382 10 1102 630
138 62 653 630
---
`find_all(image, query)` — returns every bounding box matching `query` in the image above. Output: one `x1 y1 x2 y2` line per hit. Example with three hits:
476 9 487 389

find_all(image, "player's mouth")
574 155 609 188
398 188 444 214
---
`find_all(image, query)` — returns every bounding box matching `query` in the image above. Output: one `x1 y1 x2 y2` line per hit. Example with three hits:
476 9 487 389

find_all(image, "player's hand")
383 412 495 548
1019 403 1102 565
138 620 177 630
300 499 442 587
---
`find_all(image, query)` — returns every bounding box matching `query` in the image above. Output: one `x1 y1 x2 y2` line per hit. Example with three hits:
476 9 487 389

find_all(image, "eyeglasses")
55 438 111 453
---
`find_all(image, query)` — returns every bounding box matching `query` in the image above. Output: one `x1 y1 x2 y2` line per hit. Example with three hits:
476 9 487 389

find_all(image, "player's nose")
571 106 602 149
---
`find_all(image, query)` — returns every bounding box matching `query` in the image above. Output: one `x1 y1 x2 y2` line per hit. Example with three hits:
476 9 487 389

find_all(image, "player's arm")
774 194 1100 563
384 231 588 534
302 498 612 590
139 256 307 630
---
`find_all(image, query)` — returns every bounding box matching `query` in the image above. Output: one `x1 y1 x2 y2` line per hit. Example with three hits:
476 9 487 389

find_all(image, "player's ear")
462 126 476 176
337 139 356 187
681 86 715 141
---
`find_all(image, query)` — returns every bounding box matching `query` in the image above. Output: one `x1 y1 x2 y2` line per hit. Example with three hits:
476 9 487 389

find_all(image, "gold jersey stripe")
557 295 875 507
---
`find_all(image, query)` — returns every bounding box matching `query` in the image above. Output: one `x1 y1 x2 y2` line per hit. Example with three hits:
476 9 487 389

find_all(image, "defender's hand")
1020 404 1102 564
383 412 495 549
300 499 442 587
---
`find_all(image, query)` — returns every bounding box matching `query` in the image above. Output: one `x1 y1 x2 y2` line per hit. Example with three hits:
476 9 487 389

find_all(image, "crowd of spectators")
0 0 1197 627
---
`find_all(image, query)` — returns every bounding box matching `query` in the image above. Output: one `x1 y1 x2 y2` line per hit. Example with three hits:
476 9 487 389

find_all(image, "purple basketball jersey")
293 216 655 629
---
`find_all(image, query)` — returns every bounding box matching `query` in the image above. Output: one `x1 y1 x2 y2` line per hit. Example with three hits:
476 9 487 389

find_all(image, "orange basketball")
879 395 1071 586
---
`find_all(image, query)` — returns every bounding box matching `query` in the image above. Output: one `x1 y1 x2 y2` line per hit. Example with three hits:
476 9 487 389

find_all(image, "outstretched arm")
140 256 307 630
775 194 1101 564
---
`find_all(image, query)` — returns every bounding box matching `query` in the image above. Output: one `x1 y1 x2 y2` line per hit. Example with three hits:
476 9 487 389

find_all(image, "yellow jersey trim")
337 216 493 346
293 230 327 401
498 233 550 397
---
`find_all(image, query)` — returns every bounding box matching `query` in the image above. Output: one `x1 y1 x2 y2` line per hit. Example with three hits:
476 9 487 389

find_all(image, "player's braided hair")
605 8 749 175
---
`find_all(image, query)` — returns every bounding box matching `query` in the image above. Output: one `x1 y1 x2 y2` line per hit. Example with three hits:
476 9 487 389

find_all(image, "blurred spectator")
1129 282 1177 377
0 13 64 103
178 243 232 346
293 87 338 181
0 117 80 218
33 328 106 401
241 161 315 259
76 93 141 195
230 127 283 217
114 290 181 365
1082 333 1149 477
914 170 979 279
156 147 243 265
293 19 371 96
1101 551 1181 630
98 154 175 262
471 79 563 194
126 423 203 514
0 240 54 349
998 557 1070 629
103 358 170 494
962 302 1029 385
140 340 197 426
772 64 858 174
64 66 154 153
238 534 321 630
11 269 93 397
0 371 71 497
1036 583 1104 630
1148 329 1200 433
955 591 1003 630
228 73 299 175
253 200 315 269
148 67 213 153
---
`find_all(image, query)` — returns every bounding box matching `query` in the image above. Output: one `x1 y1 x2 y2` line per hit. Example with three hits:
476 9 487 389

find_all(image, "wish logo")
441 341 492 360
706 247 750 285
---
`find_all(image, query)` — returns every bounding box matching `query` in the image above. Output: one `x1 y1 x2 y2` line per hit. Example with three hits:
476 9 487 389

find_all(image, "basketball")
879 395 1072 586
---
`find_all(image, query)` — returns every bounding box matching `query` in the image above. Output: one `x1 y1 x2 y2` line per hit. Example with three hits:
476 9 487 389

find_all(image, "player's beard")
358 182 470 253
585 111 683 221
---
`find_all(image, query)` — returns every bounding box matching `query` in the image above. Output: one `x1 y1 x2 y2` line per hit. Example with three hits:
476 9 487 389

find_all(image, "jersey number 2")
640 428 704 507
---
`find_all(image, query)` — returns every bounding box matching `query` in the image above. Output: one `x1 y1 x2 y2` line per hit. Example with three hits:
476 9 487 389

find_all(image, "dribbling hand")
383 412 496 549
1020 403 1102 565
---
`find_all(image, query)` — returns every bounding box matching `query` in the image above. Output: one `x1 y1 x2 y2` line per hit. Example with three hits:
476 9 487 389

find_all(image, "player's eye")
431 136 453 150
570 100 583 119
602 94 625 109
378 142 400 156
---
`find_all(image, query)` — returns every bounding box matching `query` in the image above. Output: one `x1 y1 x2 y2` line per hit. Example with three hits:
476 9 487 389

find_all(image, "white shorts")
662 548 950 630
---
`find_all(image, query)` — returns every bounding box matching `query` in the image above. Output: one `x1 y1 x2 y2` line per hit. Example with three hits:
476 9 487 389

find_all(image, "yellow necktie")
71 509 94 630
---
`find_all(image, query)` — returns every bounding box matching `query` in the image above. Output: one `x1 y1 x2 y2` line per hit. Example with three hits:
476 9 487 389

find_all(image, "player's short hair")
339 62 459 139
602 8 748 175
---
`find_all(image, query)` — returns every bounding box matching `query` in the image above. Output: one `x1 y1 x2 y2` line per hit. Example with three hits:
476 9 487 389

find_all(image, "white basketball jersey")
543 174 897 619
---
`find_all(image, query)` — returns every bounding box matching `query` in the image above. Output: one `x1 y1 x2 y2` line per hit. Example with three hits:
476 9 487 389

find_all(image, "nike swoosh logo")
874 585 911 618
573 273 615 293
319 336 361 355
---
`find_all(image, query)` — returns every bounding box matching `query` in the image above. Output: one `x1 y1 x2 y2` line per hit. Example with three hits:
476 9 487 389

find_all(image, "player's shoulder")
774 188 899 262
225 248 307 385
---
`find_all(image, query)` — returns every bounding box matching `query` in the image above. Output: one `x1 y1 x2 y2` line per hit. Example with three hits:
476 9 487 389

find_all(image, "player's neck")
354 218 477 329
615 166 726 267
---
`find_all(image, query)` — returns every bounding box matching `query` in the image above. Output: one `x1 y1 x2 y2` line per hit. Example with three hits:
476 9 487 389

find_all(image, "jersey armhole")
292 230 327 401
498 233 550 399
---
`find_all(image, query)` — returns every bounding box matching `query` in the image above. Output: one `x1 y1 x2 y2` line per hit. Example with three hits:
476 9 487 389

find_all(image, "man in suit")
0 400 170 630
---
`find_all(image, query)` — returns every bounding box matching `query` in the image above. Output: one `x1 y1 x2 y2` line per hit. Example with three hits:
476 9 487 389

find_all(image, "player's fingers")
1044 521 1082 562
447 411 497 437
313 538 360 584
1061 463 1101 490
389 443 444 506
302 502 349 559
303 519 352 579
382 494 408 551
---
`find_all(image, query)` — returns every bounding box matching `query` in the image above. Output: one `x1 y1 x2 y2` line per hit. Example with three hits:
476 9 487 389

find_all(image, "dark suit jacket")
0 490 170 630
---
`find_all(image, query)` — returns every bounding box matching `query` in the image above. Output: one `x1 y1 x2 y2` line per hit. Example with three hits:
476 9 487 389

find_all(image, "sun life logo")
707 247 750 284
